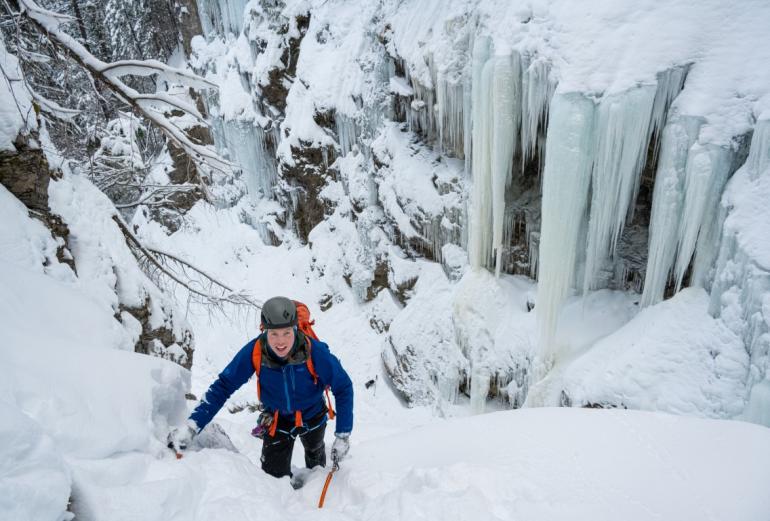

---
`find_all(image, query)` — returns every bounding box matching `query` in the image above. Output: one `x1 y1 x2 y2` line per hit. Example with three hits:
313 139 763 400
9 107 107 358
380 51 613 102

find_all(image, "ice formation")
641 119 743 308
193 3 281 205
707 118 770 427
582 85 657 293
197 0 249 37
536 92 596 360
467 38 551 275
467 36 492 270
536 70 687 358
211 116 278 199
640 114 703 306
582 69 687 294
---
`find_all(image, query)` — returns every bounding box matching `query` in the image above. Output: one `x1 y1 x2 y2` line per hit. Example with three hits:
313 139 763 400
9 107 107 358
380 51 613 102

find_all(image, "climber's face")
267 327 295 358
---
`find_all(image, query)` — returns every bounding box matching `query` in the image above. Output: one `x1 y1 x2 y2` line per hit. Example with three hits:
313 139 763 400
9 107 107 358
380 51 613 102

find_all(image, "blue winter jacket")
189 333 354 434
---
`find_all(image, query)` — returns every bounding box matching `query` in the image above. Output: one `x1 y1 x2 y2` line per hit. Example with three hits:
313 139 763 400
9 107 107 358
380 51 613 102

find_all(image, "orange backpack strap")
304 336 318 384
268 410 279 437
251 338 262 401
325 388 336 419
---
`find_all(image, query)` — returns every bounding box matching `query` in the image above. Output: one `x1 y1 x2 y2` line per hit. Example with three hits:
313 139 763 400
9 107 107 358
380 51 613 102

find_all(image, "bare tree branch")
112 214 261 310
113 185 197 209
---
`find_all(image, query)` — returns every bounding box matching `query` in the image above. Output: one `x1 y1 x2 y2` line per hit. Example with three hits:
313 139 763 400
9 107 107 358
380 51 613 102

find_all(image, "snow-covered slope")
0 180 190 520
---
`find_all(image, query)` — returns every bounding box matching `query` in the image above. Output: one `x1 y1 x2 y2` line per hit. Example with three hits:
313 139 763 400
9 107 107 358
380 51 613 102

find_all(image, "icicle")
582 67 687 293
536 92 596 360
469 367 490 414
468 38 523 275
405 57 437 143
626 67 688 226
463 73 473 173
747 119 770 181
674 143 734 290
468 36 492 270
640 115 703 307
436 72 465 158
582 85 657 292
335 112 359 157
491 54 520 276
520 57 555 167
648 66 690 159
437 370 461 405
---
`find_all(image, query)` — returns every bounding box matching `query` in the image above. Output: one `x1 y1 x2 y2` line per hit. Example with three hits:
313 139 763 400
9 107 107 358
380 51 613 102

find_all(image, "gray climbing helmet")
260 296 297 329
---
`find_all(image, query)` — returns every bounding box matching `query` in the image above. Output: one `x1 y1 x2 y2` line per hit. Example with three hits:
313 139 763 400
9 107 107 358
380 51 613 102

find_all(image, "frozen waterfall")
195 0 279 204
467 39 552 274
534 68 687 359
211 117 278 199
197 0 249 37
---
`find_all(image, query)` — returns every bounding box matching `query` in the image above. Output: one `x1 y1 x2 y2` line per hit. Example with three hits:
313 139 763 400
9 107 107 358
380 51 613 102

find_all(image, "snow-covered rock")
529 288 749 417
0 402 72 521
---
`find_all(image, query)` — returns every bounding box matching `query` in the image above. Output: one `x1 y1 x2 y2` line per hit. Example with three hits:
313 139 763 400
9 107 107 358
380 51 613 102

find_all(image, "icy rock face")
50 173 195 369
708 119 770 427
195 2 342 242
382 263 468 407
383 266 537 410
371 123 467 263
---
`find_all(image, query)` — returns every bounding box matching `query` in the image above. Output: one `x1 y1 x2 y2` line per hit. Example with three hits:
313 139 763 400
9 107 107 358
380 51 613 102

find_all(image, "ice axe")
317 458 340 508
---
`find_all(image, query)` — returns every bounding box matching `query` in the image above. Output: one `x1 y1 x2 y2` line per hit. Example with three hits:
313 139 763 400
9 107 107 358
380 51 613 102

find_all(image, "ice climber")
168 296 354 480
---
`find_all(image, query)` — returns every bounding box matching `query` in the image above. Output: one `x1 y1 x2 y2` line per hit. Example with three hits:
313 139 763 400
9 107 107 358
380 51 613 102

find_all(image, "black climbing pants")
261 411 327 478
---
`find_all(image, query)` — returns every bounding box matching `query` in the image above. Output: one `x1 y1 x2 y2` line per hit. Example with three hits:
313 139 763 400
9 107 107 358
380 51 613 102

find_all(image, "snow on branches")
113 215 261 310
15 0 232 178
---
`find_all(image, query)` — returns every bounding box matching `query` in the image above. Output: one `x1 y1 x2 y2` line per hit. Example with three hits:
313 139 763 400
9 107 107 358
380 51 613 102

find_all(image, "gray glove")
167 420 198 451
331 432 350 463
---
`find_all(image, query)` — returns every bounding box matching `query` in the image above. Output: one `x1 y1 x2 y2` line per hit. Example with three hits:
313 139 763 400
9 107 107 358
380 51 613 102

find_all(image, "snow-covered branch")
112 215 261 310
101 60 216 90
113 185 197 209
16 0 232 178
